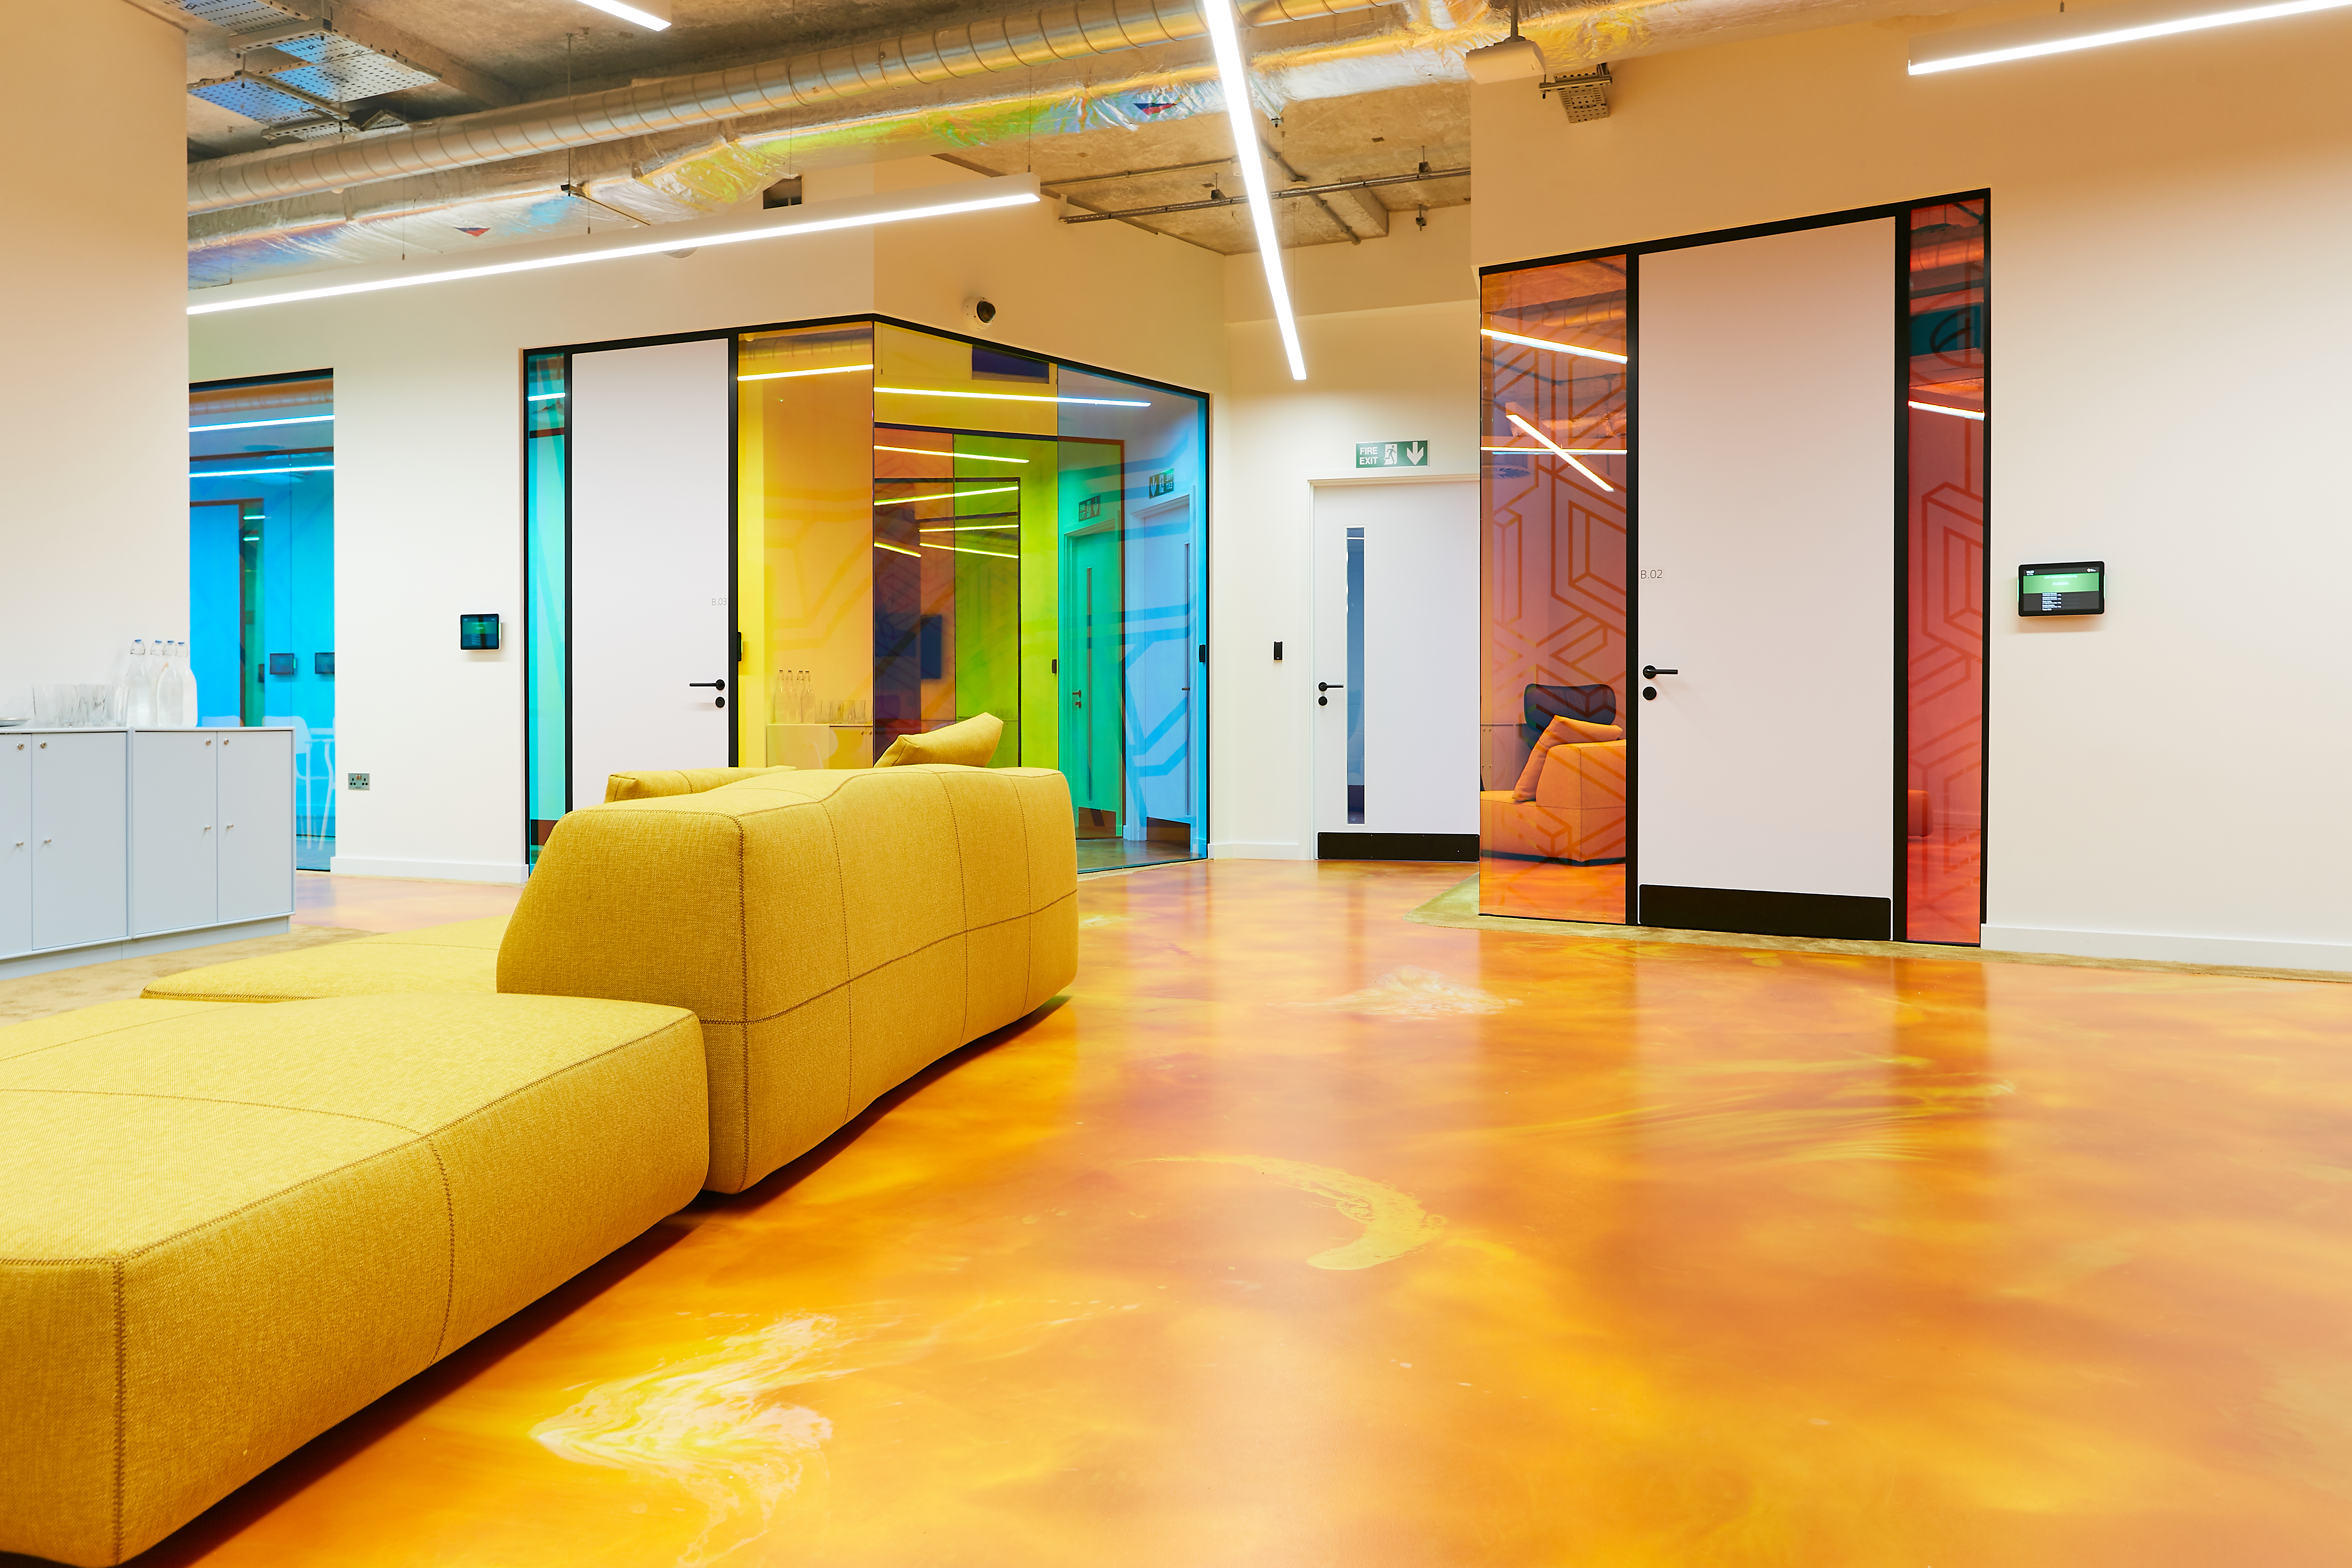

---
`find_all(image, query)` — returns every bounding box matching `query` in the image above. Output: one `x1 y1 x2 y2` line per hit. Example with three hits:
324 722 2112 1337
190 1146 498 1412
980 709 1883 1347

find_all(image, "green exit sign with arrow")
1355 440 1429 469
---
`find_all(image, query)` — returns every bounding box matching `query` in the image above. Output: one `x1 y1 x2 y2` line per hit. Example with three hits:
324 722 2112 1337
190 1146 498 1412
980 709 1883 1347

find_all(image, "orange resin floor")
64 860 2352 1568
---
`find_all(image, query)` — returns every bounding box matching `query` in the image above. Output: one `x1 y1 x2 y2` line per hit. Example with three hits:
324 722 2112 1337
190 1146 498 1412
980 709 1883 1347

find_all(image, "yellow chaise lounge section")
0 993 707 1568
144 763 1079 1194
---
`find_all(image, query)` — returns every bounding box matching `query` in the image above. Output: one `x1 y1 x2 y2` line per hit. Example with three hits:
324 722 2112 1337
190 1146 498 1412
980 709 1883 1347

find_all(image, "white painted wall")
1471 8 2352 968
0 0 188 719
1212 206 1479 857
190 159 1224 882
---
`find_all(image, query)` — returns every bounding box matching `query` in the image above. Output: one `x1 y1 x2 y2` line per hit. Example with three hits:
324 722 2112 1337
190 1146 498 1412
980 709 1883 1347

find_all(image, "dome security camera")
964 297 998 328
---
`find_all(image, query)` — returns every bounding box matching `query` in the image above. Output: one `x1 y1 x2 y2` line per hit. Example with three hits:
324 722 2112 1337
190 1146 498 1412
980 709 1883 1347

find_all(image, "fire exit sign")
1355 440 1429 468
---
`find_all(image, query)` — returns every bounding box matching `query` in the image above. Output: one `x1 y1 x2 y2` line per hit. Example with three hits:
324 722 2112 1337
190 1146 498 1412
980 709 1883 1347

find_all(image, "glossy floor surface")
38 860 2352 1567
293 869 523 931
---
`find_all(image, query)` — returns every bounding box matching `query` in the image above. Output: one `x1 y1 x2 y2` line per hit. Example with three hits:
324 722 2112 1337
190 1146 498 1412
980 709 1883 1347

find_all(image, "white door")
31 732 126 950
1314 481 1479 849
130 731 217 935
0 738 28 955
1635 219 1895 937
218 729 295 922
570 338 733 808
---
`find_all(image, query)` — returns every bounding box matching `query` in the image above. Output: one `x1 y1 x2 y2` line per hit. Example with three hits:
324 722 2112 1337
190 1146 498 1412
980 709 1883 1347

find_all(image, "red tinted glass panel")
1479 257 1630 922
1905 200 1988 943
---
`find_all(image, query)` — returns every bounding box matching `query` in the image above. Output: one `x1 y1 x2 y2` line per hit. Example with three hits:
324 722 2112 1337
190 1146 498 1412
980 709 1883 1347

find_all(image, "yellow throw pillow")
1511 714 1626 801
604 765 790 803
873 712 1005 768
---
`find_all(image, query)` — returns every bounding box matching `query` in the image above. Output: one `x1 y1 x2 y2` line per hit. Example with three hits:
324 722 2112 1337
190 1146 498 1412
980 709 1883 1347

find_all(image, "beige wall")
0 0 189 718
190 159 1224 880
1471 8 2352 966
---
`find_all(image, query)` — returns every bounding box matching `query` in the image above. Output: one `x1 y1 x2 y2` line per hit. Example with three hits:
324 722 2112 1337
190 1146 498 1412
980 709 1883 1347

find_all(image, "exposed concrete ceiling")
954 81 1471 254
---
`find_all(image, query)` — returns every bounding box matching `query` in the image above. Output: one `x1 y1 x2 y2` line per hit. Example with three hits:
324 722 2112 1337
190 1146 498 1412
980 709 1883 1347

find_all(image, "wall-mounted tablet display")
2018 560 2104 617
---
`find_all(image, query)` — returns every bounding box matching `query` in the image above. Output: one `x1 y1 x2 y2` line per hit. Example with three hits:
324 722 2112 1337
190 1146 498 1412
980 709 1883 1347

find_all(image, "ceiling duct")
183 0 441 144
187 0 1393 215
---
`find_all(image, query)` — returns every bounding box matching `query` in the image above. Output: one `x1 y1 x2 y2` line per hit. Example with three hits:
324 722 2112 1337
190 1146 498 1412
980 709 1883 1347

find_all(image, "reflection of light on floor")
129 860 2352 1567
1076 838 1196 873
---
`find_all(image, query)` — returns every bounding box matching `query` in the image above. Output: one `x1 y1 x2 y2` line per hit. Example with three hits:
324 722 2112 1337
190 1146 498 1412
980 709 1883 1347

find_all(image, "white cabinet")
31 732 127 951
0 727 293 969
217 730 294 923
130 732 219 935
0 739 27 956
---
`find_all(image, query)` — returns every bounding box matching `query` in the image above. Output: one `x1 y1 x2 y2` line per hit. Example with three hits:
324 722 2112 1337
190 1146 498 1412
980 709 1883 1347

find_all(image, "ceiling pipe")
188 0 1392 215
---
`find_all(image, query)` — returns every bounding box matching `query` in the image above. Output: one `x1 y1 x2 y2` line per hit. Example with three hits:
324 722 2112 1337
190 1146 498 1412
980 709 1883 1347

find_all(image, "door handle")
1318 681 1344 708
689 679 727 709
1641 665 1678 679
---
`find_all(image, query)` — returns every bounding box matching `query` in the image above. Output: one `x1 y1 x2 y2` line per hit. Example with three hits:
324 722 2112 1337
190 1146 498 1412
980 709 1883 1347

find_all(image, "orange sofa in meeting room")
1479 684 1627 865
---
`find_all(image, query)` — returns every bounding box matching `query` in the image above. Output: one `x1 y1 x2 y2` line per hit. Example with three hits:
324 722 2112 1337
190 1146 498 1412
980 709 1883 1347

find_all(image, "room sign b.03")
1355 440 1429 469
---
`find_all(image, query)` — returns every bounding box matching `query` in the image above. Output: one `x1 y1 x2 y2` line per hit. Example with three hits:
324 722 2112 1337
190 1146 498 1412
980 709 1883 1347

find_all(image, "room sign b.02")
1356 440 1429 469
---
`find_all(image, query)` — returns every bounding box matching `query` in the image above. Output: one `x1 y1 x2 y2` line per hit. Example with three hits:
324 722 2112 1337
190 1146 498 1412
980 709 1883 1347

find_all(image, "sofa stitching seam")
0 1006 234 1068
425 1139 458 1359
707 891 1072 1027
0 1087 420 1130
110 1256 124 1564
822 800 854 1124
733 815 750 1192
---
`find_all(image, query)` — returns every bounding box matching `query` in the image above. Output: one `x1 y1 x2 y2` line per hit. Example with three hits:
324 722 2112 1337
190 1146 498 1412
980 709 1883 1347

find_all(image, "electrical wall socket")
346 773 371 791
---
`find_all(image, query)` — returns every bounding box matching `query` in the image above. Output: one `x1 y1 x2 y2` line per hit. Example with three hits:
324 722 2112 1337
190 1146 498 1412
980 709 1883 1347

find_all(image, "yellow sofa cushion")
501 763 1075 1192
604 765 791 802
871 711 1003 768
0 993 705 1568
140 916 510 1003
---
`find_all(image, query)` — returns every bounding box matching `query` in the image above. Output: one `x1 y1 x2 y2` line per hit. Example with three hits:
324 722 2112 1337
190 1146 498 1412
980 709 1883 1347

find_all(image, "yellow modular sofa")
146 763 1078 1192
0 993 707 1567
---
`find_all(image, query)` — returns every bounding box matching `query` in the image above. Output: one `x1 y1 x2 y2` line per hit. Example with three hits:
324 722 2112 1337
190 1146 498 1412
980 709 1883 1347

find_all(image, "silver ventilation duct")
188 0 1399 215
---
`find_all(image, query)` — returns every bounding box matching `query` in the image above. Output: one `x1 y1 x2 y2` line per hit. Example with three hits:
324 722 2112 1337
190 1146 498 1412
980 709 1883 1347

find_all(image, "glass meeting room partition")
525 316 1209 873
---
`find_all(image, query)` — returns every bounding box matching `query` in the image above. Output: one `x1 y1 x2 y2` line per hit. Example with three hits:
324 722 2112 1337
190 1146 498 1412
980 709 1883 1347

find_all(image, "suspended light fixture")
1202 0 1307 381
1907 0 2352 72
574 0 671 31
188 177 1042 315
1907 400 1986 420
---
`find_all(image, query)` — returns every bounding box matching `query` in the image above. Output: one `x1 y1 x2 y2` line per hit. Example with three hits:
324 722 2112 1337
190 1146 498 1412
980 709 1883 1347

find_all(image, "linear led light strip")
739 363 872 382
527 392 565 401
1203 0 1306 381
875 445 1029 463
190 464 335 477
189 414 333 432
1504 413 1614 491
874 385 1148 408
1483 445 1622 454
186 179 1043 315
875 485 1018 506
1909 400 1986 420
1909 0 2352 71
1482 327 1629 364
875 540 1016 560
